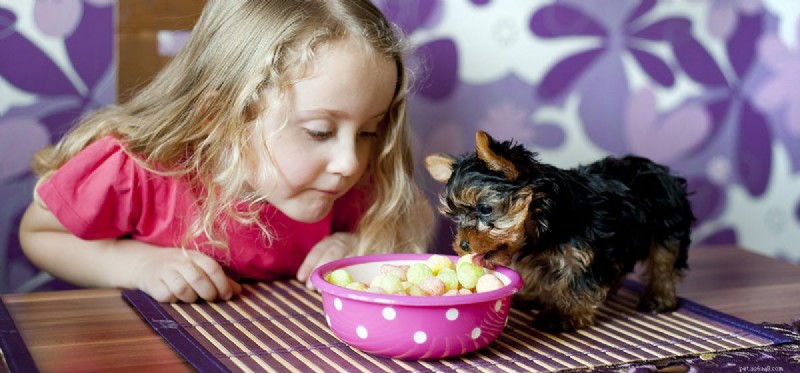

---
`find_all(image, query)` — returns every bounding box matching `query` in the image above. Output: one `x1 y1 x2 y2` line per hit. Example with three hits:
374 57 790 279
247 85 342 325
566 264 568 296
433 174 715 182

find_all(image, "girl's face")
249 38 397 223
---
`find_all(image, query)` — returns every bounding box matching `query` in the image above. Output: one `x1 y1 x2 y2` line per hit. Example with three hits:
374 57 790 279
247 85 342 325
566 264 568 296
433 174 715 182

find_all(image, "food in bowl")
324 254 505 296
310 253 523 360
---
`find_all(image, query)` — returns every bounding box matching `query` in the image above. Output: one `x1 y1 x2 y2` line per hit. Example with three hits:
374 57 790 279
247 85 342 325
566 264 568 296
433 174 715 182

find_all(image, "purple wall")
380 0 800 263
0 0 797 292
0 0 114 292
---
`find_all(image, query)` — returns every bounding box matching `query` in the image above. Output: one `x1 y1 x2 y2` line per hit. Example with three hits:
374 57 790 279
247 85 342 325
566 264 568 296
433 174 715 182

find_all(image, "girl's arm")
18 201 241 302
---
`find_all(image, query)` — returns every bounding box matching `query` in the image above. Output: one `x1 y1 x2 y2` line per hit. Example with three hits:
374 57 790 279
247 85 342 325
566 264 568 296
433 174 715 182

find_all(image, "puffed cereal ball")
456 262 485 290
326 269 353 287
457 253 477 267
366 286 386 294
406 283 427 296
379 274 405 294
406 263 434 285
380 264 408 281
370 274 386 288
436 268 459 292
345 282 368 291
426 254 454 275
418 276 446 296
475 273 505 293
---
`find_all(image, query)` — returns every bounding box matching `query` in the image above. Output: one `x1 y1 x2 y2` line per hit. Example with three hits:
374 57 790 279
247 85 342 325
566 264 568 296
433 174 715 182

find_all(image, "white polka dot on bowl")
471 327 481 339
446 308 459 321
334 298 343 311
356 325 368 339
382 307 396 320
413 331 427 344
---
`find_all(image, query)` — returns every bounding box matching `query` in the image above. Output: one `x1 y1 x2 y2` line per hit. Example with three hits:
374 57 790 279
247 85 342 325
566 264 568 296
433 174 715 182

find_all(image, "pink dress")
37 136 366 281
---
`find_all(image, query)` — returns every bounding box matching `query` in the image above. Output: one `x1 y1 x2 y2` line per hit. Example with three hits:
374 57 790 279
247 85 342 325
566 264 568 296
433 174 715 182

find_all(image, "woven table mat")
122 280 791 373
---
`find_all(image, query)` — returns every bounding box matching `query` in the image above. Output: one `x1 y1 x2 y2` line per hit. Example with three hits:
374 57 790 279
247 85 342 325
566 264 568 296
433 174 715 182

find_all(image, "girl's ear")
424 154 455 182
475 130 519 181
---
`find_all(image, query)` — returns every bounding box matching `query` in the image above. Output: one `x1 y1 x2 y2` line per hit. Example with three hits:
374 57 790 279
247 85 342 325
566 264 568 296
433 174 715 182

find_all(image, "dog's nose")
459 240 471 252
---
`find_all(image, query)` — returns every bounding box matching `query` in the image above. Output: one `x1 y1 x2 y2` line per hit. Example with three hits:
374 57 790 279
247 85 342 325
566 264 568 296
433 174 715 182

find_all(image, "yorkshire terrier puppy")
425 131 694 332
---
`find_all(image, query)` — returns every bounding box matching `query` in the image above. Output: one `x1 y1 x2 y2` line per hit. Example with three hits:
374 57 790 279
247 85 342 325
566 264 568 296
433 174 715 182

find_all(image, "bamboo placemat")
122 280 791 373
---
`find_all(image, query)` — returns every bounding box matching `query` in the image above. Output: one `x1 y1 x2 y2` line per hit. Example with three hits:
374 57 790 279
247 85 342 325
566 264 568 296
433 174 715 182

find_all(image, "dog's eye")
476 203 493 215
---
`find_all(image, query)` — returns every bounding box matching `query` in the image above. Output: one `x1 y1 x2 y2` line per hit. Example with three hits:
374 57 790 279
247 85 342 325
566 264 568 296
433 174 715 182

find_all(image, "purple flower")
527 0 730 155
375 0 442 35
703 0 762 40
753 32 800 137
84 0 113 6
476 100 534 143
624 88 711 164
34 0 83 38
530 0 699 99
0 117 50 182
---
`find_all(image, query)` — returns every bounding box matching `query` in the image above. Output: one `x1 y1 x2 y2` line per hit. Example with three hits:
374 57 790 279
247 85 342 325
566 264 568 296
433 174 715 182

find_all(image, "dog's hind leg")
638 239 683 313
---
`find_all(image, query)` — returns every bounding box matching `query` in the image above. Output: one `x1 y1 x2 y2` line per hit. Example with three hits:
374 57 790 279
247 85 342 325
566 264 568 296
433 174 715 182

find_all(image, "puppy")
425 131 694 332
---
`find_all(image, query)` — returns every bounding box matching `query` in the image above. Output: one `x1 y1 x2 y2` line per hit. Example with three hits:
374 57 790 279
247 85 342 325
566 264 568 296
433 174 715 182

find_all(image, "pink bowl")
310 253 523 360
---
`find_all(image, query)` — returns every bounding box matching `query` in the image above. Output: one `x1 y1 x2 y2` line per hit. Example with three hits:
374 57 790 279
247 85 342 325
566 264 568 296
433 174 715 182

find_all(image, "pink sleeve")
331 186 370 232
37 136 141 240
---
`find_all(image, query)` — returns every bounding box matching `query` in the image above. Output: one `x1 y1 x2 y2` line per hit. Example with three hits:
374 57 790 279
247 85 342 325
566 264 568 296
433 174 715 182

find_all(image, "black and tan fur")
425 131 694 332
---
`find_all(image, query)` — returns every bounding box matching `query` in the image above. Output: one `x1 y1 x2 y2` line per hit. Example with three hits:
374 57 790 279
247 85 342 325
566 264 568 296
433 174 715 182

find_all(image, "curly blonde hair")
32 0 434 256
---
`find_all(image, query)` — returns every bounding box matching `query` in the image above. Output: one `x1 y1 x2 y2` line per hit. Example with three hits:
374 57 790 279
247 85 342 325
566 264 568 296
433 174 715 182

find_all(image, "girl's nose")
328 141 360 176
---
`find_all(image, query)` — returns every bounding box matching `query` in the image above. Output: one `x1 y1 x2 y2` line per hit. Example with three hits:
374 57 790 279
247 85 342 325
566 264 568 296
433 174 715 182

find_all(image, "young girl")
18 0 434 303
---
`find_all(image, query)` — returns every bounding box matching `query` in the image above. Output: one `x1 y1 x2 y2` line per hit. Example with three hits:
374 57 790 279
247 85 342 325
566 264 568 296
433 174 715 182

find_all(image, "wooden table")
2 245 799 372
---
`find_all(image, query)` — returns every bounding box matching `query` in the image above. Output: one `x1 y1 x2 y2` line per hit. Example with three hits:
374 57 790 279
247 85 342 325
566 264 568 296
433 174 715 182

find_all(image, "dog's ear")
475 131 519 180
424 154 455 182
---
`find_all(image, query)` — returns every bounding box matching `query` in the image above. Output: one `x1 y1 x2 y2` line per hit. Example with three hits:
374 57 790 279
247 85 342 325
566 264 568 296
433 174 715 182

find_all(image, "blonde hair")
32 0 434 255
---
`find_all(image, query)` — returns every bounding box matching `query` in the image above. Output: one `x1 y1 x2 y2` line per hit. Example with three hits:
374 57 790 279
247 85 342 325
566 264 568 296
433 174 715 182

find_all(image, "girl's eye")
359 131 378 139
305 129 333 141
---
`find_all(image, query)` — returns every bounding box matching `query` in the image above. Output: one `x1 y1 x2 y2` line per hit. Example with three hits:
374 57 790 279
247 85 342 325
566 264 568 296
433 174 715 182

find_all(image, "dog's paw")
511 297 543 310
532 311 567 333
637 295 678 314
533 310 593 333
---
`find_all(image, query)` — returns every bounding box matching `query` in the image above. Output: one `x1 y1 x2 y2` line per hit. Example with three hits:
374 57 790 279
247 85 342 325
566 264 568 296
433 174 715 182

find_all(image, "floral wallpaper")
377 0 800 263
0 0 798 293
0 0 114 292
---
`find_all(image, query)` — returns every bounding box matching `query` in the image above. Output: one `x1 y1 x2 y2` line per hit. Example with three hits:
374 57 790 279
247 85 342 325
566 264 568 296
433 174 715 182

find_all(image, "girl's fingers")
163 272 201 303
148 279 178 303
191 255 237 300
298 233 354 282
297 247 324 282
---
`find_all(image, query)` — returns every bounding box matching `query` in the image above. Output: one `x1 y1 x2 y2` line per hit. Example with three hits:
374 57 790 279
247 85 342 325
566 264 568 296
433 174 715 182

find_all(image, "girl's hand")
135 249 242 303
297 232 356 289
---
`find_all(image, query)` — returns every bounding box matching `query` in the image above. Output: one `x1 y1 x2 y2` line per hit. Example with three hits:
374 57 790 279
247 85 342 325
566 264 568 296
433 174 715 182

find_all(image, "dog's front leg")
529 244 609 333
534 283 608 333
